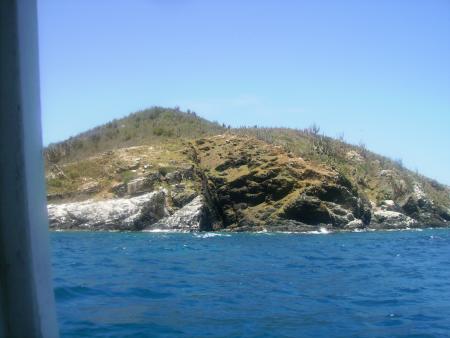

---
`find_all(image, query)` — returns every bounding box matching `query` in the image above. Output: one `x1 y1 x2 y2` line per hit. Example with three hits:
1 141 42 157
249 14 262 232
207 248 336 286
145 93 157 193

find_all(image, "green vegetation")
45 107 225 164
233 126 449 207
44 106 450 213
120 171 136 184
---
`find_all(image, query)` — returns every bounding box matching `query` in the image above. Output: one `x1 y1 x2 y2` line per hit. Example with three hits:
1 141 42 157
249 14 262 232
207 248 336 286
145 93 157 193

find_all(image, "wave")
304 227 332 235
52 226 440 235
142 228 190 233
250 227 333 235
193 233 232 238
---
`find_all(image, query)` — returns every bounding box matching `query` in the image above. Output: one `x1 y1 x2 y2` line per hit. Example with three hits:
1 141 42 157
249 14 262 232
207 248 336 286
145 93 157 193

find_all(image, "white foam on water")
142 228 188 233
350 228 372 233
381 227 430 233
256 229 269 233
304 227 332 235
194 233 231 238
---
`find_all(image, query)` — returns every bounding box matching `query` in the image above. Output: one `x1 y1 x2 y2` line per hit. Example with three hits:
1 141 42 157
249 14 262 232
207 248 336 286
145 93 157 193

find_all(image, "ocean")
51 229 450 338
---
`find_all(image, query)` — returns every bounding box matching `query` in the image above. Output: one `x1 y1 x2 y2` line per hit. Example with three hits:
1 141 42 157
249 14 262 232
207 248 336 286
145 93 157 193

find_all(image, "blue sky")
38 0 450 184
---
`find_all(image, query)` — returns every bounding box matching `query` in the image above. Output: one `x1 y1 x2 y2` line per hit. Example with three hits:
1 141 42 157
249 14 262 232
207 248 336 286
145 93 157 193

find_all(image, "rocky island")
46 107 450 232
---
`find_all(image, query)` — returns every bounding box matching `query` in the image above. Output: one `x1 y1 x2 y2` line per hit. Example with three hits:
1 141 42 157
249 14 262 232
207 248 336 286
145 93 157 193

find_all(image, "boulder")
127 172 161 195
380 200 397 211
110 182 127 197
372 209 417 228
127 177 149 195
165 166 195 184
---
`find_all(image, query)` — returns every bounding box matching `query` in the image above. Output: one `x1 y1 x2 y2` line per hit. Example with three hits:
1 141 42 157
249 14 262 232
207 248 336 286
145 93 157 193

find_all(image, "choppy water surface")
51 229 450 338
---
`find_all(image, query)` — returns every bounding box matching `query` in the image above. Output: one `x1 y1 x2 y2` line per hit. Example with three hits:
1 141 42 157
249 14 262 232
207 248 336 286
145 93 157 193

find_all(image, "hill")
44 107 225 163
45 107 450 231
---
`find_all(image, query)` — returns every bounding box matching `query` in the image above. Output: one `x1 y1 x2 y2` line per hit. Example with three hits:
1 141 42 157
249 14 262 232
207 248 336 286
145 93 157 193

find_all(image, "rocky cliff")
46 112 450 232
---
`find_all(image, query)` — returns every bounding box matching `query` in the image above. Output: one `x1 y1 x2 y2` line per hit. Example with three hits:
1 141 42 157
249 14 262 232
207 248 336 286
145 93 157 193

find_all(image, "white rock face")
48 190 207 231
346 219 364 228
150 196 205 231
48 190 168 230
372 209 417 228
413 183 434 207
413 183 427 200
380 200 396 211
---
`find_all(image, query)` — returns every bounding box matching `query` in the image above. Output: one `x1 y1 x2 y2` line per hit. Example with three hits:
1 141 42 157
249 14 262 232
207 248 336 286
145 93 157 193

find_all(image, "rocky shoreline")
48 190 205 232
46 135 450 233
48 188 450 232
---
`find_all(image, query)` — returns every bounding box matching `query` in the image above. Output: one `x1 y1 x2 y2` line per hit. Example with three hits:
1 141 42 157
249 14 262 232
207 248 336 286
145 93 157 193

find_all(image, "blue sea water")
51 229 450 338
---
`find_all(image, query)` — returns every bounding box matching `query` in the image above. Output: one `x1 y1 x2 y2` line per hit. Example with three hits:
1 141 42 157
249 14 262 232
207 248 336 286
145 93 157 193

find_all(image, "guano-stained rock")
149 196 205 231
48 190 168 230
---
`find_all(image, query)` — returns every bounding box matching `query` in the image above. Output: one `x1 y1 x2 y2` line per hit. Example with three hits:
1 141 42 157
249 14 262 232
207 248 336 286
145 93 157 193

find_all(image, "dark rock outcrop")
192 135 373 231
281 195 332 225
46 134 450 232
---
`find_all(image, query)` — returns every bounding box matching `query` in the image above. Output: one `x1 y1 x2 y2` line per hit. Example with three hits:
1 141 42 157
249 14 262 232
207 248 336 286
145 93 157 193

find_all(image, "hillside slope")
45 107 225 164
45 107 450 231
